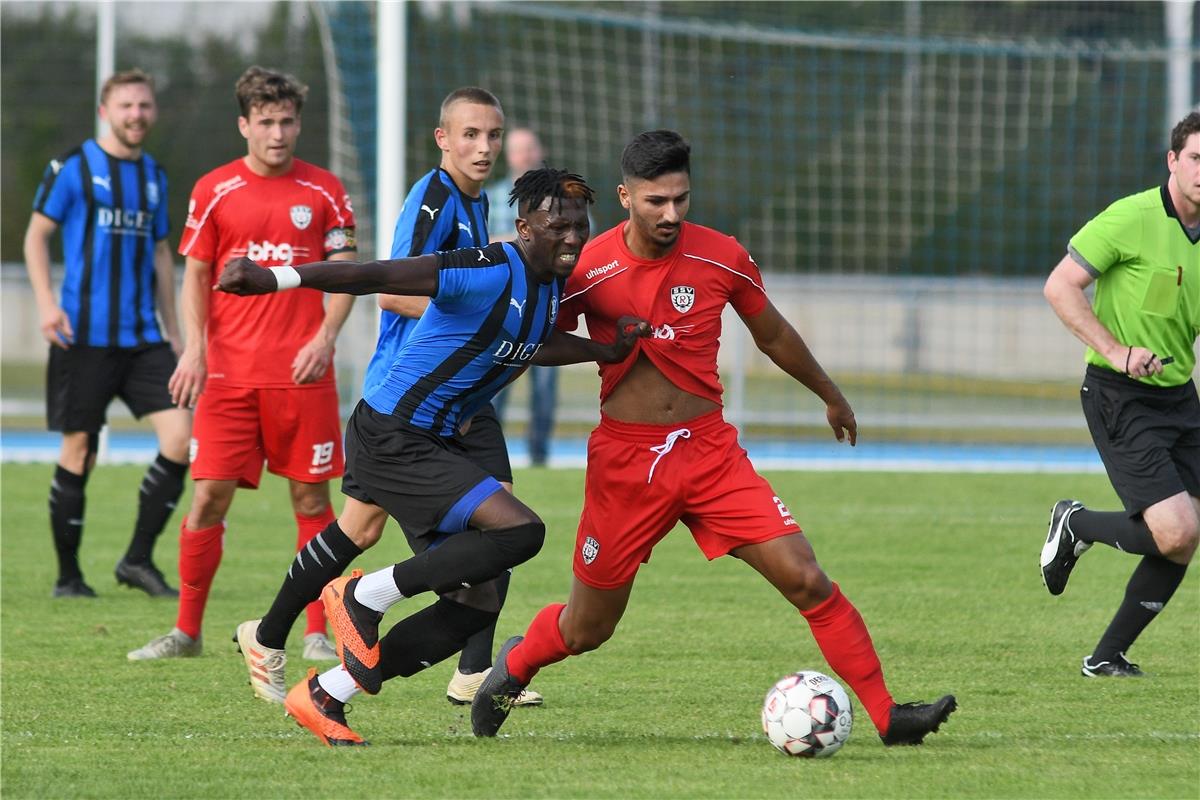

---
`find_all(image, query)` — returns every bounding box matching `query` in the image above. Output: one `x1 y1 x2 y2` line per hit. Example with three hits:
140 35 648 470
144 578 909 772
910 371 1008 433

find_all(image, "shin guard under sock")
49 465 88 582
124 453 188 564
295 506 337 636
458 570 511 673
378 598 499 681
507 603 575 685
175 521 225 640
800 584 895 735
1092 555 1188 662
257 520 362 649
1069 509 1162 556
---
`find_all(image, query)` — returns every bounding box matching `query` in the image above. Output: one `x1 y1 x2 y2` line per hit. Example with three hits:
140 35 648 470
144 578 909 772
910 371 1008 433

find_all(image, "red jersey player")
128 67 356 661
473 130 958 746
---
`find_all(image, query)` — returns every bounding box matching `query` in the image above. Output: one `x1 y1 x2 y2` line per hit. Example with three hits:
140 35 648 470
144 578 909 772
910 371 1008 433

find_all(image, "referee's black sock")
389 521 544 598
123 453 189 565
257 520 363 649
1068 509 1162 556
379 598 498 681
1091 555 1188 663
49 465 88 582
458 570 511 673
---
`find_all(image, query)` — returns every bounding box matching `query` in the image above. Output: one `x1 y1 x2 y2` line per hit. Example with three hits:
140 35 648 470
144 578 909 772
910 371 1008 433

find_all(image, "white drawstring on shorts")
647 428 691 484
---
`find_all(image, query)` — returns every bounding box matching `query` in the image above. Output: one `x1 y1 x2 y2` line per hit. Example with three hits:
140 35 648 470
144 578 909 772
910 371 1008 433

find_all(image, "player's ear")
434 126 449 152
514 215 532 242
237 116 251 140
617 183 631 210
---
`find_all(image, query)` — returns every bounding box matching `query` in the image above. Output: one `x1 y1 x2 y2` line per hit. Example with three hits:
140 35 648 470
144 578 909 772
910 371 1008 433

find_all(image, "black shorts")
1080 365 1200 515
341 400 505 540
46 343 177 434
458 402 513 484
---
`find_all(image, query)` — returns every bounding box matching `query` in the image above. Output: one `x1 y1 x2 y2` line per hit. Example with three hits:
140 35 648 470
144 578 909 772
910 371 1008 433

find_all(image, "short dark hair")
1170 112 1200 155
439 86 503 127
510 167 595 215
621 130 691 181
100 69 154 104
235 66 307 117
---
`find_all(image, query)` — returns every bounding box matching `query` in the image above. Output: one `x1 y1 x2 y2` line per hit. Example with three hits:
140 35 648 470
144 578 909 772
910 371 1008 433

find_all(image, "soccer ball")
761 671 853 758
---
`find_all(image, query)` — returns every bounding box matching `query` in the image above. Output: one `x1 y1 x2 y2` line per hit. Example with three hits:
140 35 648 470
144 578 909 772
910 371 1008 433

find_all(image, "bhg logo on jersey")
246 240 295 265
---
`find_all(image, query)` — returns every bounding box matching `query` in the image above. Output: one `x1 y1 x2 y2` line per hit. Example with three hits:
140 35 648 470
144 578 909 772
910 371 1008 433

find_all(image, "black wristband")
1124 346 1133 375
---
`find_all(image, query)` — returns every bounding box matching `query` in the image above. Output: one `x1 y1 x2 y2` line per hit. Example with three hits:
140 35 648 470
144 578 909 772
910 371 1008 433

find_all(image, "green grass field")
2 464 1197 799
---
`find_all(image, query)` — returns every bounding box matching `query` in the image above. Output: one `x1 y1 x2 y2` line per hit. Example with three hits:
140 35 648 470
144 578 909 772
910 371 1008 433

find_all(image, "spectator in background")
487 127 560 466
24 68 190 599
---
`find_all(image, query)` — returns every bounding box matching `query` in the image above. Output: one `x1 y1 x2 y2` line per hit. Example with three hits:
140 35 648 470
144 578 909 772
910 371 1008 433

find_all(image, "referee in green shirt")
1040 111 1200 678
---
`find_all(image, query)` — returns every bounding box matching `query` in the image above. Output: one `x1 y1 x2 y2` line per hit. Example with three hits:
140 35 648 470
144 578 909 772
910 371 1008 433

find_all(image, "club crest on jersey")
581 536 600 565
290 204 313 230
670 285 695 313
146 180 159 206
549 294 559 325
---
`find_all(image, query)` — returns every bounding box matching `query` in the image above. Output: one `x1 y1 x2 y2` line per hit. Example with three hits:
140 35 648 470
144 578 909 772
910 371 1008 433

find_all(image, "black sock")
1069 509 1161 556
124 453 189 564
389 521 544 598
379 598 498 681
1091 555 1188 662
458 570 510 673
49 465 88 582
257 521 363 649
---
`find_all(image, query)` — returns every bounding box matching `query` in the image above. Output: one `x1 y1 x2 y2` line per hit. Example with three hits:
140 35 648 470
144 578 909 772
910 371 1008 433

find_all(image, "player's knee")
490 520 545 567
782 561 832 609
188 483 232 528
1156 518 1199 563
440 580 504 614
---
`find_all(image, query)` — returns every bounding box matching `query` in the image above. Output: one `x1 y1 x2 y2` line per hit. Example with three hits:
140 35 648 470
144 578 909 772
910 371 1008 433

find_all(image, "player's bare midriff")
601 352 719 425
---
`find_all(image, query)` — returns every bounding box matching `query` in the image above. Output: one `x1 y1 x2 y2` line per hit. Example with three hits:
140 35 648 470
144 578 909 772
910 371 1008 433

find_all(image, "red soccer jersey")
559 221 768 405
180 158 356 388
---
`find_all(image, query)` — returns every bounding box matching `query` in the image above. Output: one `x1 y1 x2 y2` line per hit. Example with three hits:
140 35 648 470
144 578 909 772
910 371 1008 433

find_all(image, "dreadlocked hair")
509 167 595 215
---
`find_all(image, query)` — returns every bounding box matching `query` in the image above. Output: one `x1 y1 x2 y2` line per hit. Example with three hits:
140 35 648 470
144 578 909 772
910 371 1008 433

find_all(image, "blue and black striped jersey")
363 242 563 437
363 167 489 393
33 139 170 347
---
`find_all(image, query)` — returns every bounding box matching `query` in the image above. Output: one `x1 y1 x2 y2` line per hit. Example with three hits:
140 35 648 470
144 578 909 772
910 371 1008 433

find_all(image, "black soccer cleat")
1040 500 1089 596
115 558 179 598
1081 653 1144 678
880 695 957 746
52 576 97 598
471 636 528 737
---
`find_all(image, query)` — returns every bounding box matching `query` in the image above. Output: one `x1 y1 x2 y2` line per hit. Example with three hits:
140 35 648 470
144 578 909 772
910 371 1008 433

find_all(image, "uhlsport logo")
290 204 313 230
585 259 620 280
581 536 600 565
670 285 695 313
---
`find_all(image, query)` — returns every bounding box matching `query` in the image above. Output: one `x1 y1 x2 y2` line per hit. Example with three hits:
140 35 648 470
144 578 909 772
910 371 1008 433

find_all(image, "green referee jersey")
1068 185 1200 387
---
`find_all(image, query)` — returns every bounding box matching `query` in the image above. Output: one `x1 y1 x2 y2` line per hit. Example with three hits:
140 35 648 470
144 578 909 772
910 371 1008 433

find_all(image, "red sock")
296 506 336 636
800 583 895 735
175 521 225 640
507 603 575 684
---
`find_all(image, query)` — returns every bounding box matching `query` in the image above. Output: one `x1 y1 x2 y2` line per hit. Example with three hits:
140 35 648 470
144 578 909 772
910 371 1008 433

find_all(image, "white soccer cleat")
447 667 543 706
302 632 339 661
235 619 286 703
127 628 202 661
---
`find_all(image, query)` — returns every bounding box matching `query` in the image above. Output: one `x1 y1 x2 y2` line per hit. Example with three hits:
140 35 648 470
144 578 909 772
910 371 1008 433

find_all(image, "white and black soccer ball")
761 670 853 758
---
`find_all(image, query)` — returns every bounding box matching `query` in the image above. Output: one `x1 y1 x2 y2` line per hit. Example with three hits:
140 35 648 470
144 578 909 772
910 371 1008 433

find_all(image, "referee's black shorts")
46 343 177 434
1080 364 1200 515
341 401 505 549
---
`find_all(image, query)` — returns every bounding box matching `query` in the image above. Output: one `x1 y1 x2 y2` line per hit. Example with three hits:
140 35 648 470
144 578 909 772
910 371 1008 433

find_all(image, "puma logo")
509 298 526 314
420 204 439 220
92 175 111 192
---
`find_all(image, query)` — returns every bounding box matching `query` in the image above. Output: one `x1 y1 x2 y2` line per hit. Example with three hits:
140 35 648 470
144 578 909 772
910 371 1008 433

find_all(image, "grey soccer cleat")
127 628 202 660
302 633 339 661
1040 500 1089 596
470 636 528 737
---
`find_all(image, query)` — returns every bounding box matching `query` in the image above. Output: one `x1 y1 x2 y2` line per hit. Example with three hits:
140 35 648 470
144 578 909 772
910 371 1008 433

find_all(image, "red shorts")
190 382 344 489
573 409 800 589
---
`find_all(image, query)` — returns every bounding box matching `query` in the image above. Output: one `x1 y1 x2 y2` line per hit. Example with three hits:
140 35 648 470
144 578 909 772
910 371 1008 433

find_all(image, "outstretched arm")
533 317 652 366
217 254 440 298
740 299 857 445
